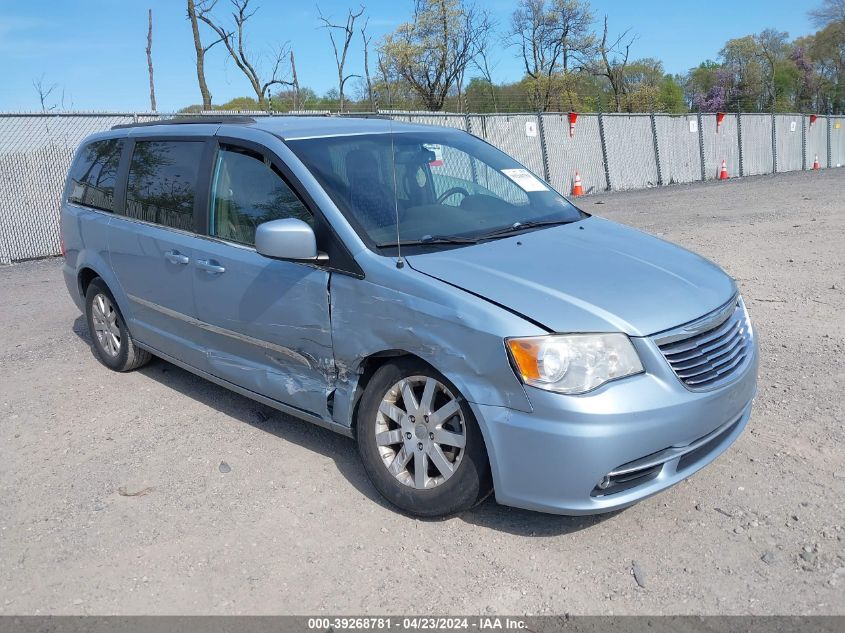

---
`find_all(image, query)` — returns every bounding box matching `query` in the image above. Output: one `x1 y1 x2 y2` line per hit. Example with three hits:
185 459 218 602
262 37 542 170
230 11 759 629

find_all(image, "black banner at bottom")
0 616 842 633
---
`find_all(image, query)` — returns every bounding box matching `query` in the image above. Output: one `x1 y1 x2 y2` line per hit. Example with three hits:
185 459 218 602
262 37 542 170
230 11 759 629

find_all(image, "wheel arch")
344 350 492 459
73 251 132 322
77 267 100 299
347 349 422 436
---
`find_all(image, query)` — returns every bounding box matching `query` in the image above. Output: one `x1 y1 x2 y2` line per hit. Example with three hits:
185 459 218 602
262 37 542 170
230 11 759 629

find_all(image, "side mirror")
255 218 325 262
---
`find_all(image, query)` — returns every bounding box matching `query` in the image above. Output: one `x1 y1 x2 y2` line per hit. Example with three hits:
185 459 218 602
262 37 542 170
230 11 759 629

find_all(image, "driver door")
192 142 335 419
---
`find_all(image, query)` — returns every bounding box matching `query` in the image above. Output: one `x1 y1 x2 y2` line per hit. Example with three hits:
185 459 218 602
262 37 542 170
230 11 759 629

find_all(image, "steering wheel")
436 187 470 204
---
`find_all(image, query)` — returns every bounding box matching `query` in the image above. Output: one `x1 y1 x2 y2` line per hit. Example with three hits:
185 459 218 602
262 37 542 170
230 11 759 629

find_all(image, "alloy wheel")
91 293 121 357
374 375 466 489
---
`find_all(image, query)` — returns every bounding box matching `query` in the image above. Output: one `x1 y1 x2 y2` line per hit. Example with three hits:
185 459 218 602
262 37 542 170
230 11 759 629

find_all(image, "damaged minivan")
61 116 758 517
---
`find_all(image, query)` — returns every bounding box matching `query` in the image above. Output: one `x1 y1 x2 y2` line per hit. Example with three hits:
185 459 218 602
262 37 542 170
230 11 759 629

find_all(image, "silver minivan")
61 116 758 517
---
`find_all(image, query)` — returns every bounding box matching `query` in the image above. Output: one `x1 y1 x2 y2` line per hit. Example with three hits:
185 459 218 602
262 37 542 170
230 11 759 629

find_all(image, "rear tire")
355 358 492 517
84 278 151 372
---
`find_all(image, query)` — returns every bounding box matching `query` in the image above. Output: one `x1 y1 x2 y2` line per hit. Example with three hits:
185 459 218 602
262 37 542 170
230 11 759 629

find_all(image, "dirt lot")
0 169 843 615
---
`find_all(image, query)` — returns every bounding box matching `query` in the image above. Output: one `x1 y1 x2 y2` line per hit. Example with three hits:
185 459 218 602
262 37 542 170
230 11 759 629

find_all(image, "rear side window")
125 140 204 232
67 139 124 212
210 147 313 245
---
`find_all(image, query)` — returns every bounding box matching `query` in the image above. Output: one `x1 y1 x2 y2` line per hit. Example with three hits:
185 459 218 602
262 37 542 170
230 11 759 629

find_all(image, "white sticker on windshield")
501 168 549 192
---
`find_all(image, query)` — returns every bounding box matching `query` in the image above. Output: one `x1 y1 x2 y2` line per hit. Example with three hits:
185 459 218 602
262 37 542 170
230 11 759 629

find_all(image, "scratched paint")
328 254 544 430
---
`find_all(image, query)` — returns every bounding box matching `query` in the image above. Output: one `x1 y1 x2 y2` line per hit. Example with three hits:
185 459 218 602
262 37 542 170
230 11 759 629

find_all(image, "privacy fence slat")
0 111 840 264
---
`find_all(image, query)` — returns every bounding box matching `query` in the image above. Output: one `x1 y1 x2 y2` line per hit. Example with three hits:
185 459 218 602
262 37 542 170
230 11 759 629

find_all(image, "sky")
0 0 817 112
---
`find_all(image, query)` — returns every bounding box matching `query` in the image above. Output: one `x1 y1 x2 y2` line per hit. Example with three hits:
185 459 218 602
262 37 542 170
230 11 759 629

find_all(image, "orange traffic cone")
718 159 729 180
572 171 584 196
813 155 820 170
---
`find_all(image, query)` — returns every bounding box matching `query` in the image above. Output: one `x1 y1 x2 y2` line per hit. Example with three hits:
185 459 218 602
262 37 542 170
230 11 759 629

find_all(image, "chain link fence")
0 110 842 263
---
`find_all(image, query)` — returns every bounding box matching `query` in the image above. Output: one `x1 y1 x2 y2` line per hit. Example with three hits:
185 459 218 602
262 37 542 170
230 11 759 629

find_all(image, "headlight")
506 333 644 394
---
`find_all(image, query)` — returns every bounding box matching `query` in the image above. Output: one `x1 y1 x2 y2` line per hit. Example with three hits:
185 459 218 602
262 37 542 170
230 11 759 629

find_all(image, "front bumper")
473 333 759 515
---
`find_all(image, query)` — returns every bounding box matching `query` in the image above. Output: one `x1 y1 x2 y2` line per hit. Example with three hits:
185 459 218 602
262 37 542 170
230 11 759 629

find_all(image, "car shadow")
72 316 619 536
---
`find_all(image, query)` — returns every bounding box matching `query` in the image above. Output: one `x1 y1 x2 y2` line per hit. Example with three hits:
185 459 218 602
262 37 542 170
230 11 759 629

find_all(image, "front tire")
85 278 151 372
356 358 492 517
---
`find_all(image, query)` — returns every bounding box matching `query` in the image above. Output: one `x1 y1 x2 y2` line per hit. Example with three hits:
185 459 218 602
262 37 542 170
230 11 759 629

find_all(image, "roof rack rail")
331 113 392 120
111 115 256 130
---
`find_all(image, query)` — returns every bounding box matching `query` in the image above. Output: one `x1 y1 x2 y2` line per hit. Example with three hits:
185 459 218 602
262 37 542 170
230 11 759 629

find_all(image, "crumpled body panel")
328 255 540 429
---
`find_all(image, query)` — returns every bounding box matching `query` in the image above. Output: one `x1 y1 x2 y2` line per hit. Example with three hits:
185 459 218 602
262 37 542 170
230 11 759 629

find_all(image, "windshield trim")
373 215 588 251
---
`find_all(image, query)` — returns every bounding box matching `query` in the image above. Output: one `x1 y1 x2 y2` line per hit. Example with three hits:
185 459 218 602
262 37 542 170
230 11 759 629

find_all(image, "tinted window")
125 140 204 231
210 147 313 245
67 139 124 212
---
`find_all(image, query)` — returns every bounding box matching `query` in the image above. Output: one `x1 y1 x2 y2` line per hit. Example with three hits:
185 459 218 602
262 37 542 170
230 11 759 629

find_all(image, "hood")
406 216 736 337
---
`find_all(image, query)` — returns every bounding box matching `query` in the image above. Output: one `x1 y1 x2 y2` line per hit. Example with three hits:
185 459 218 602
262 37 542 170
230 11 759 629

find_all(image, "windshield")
285 129 584 249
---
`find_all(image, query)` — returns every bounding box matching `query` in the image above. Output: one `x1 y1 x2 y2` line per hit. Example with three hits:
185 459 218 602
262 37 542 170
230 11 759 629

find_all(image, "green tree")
380 0 491 111
807 21 845 112
659 74 686 112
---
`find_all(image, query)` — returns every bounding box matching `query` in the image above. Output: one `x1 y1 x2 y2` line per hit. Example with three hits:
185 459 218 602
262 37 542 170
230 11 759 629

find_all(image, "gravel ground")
0 169 843 615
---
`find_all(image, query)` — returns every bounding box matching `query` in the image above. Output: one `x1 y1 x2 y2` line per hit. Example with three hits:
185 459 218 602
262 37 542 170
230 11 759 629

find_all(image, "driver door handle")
164 250 190 265
196 259 226 274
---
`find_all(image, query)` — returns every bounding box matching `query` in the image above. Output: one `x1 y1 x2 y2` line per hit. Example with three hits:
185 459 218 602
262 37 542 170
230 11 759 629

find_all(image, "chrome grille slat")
676 341 746 379
685 351 748 385
660 316 739 355
671 327 744 369
655 297 752 391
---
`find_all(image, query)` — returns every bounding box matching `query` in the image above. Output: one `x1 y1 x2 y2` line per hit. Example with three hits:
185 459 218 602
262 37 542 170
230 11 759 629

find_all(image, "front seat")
345 149 397 230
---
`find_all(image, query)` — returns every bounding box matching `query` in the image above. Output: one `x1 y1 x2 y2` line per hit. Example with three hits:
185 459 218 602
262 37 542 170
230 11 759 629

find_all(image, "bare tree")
594 15 635 112
510 0 594 111
198 0 292 109
187 0 226 109
317 4 365 111
472 24 499 111
376 48 393 108
380 0 492 111
32 75 58 113
809 0 845 27
361 17 376 110
289 50 301 111
146 9 157 111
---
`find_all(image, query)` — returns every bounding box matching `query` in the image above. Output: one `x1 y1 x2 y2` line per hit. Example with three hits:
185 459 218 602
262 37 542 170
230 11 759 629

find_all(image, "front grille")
656 297 752 390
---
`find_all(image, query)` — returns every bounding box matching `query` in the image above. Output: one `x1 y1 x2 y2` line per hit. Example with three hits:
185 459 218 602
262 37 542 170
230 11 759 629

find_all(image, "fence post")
536 112 551 182
464 113 479 184
0 216 9 264
827 111 832 168
649 111 663 186
736 109 744 177
697 111 706 181
597 111 612 190
801 113 807 170
771 111 778 174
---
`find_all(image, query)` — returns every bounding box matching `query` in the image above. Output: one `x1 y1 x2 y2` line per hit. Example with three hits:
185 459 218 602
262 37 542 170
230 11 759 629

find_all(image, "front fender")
327 259 543 428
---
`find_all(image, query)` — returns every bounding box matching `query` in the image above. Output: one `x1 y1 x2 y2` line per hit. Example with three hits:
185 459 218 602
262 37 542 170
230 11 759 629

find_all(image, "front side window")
210 147 312 246
125 140 204 231
286 130 583 249
67 139 123 212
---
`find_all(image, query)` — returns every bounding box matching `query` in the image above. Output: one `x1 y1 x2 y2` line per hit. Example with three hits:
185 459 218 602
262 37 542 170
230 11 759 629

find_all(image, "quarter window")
210 147 312 245
125 140 204 231
67 139 124 212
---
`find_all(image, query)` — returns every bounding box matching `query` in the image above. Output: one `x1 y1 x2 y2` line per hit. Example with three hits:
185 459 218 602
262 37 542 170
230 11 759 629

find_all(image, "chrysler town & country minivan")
61 116 758 517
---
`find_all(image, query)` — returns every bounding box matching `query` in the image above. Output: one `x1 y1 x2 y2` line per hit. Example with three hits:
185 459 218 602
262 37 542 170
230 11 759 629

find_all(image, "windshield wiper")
475 218 576 239
376 234 481 248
